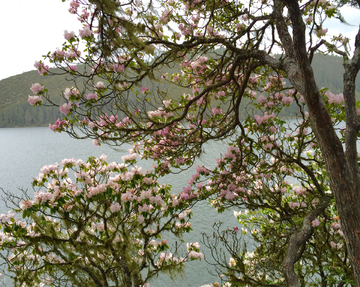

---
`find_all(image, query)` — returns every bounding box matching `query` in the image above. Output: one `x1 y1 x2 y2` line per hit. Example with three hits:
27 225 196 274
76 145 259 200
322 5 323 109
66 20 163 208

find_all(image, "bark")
340 26 360 284
282 197 330 287
79 265 104 287
276 0 360 285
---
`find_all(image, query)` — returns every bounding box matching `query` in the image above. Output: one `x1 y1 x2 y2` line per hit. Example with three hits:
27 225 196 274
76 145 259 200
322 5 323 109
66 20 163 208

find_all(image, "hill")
0 69 72 127
0 54 359 128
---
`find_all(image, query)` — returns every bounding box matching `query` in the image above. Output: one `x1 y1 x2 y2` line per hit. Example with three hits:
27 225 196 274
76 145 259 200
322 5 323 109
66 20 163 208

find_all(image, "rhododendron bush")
0 154 204 287
5 0 360 285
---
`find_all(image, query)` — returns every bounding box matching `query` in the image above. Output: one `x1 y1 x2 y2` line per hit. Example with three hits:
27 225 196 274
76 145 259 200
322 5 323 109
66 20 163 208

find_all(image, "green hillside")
0 69 71 127
0 54 359 128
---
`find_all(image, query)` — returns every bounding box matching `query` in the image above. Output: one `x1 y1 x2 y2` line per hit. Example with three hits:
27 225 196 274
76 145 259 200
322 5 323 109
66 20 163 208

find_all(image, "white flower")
233 210 241 217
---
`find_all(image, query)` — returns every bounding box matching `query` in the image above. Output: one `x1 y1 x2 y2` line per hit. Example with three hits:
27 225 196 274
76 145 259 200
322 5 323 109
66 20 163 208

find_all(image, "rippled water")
0 127 240 287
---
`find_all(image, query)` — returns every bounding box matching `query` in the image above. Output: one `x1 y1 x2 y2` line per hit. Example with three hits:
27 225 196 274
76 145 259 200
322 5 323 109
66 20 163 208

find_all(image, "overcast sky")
0 0 81 81
0 1 359 81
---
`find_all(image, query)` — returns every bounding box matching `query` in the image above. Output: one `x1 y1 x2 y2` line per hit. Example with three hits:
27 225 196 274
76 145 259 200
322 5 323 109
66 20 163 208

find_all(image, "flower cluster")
0 154 205 286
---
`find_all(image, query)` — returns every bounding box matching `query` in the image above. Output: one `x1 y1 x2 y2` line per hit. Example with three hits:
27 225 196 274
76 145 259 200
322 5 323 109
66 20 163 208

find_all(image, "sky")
0 1 359 81
0 0 81 81
324 6 360 46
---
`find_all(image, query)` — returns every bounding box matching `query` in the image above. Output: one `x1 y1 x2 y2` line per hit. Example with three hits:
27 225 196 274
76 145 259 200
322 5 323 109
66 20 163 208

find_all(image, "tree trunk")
277 0 360 284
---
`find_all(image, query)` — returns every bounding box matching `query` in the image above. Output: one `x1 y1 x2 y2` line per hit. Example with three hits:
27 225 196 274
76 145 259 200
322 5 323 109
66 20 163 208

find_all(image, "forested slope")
0 54 359 128
0 69 69 127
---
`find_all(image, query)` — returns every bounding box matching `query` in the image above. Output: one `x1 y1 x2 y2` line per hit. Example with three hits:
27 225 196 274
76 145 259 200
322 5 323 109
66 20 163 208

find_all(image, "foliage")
2 0 360 286
0 154 203 287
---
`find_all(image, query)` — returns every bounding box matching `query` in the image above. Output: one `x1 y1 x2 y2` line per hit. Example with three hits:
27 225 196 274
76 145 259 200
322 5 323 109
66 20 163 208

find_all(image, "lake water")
0 127 240 287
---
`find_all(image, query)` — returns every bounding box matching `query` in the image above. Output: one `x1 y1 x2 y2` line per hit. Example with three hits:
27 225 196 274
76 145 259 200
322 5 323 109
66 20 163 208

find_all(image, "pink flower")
80 9 90 21
235 22 244 31
138 214 145 224
160 9 171 22
69 1 79 13
52 48 65 60
163 100 171 107
172 75 180 82
331 222 341 229
211 107 222 115
60 102 72 114
34 61 49 75
180 192 190 201
48 118 68 132
138 204 154 213
331 241 343 249
188 251 204 260
254 114 263 124
28 95 42 105
190 61 200 70
61 158 76 166
311 218 320 227
79 26 93 38
258 94 267 104
216 91 225 99
282 96 293 105
63 88 71 99
30 83 44 94
68 65 77 72
34 61 41 69
330 241 337 249
297 128 308 135
94 81 105 90
269 126 277 133
92 139 101 146
289 202 300 208
110 202 121 213
315 28 328 37
113 63 124 73
141 86 149 93
326 91 344 105
143 177 153 184
64 30 75 40
123 117 131 124
86 93 97 100
67 48 81 59
263 143 273 150
187 242 200 251
63 87 79 100
70 1 79 9
121 153 137 162
19 200 34 210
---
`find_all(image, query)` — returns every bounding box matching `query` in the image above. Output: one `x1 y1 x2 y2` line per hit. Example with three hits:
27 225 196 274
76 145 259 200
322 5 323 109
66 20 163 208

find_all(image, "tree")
0 154 204 287
2 0 360 286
